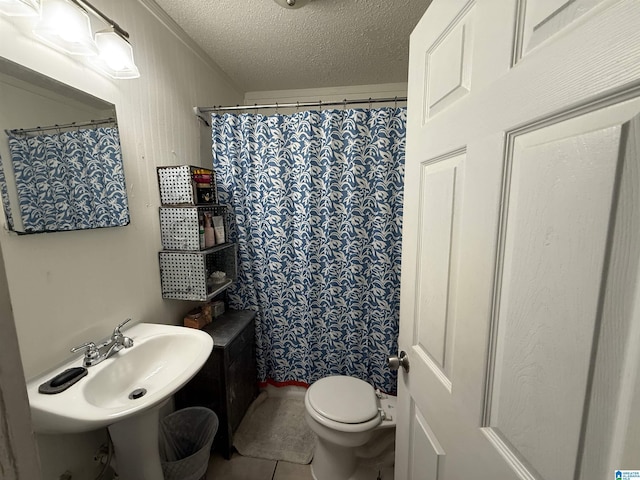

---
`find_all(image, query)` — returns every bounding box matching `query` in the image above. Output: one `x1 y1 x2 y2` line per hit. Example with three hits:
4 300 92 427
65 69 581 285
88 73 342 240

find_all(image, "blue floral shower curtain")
6 127 129 232
212 107 406 394
0 153 14 230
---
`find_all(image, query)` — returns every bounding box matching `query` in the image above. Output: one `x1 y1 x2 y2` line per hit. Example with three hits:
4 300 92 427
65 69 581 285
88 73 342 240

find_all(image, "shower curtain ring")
343 98 347 110
319 100 322 112
394 96 398 109
368 97 372 110
296 101 299 112
276 102 279 114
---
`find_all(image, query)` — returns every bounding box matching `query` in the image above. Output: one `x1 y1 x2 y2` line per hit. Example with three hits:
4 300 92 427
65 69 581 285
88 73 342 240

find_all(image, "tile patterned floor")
206 452 314 480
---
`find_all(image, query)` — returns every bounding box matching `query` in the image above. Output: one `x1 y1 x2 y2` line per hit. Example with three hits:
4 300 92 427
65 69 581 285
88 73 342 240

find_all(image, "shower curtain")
0 153 14 230
6 127 129 232
212 107 406 394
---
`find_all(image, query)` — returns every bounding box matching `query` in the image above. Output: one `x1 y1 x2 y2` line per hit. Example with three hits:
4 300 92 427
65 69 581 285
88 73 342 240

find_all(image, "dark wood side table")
175 309 258 458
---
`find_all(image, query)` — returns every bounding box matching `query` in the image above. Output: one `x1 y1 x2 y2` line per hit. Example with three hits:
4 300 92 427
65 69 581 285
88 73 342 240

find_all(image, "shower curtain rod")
196 96 407 114
5 117 117 136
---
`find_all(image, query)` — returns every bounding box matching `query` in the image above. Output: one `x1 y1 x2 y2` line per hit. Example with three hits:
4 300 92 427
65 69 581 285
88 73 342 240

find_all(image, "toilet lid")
307 376 378 424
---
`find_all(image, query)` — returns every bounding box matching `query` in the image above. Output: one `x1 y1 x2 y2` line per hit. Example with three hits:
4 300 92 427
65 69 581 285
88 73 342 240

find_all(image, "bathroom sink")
27 322 213 434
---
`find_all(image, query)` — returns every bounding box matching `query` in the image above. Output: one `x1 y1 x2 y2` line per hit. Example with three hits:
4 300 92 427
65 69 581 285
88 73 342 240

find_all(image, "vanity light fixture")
91 30 140 79
33 0 98 56
0 0 39 16
73 0 140 79
0 0 140 79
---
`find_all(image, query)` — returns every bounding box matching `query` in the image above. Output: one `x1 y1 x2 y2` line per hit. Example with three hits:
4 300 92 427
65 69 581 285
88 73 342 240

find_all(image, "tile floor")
205 451 314 480
206 451 394 480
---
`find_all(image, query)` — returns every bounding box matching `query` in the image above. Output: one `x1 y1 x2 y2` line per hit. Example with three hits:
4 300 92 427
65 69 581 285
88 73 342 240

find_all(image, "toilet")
304 375 397 480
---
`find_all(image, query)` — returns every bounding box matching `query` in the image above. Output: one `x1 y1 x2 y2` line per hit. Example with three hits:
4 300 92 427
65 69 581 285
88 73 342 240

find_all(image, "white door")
396 1 640 479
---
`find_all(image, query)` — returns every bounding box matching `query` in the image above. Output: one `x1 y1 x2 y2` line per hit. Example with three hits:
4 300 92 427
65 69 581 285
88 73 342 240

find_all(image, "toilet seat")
304 377 398 480
307 376 379 424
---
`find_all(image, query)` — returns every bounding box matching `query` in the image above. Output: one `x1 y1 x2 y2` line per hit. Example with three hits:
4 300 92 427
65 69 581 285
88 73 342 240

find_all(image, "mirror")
0 57 129 234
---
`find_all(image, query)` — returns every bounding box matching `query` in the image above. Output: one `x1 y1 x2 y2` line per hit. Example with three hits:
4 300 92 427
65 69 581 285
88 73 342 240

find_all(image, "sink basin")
27 322 213 434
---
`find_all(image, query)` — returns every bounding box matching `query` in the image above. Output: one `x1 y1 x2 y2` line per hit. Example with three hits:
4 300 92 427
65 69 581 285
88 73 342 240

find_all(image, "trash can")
159 407 219 480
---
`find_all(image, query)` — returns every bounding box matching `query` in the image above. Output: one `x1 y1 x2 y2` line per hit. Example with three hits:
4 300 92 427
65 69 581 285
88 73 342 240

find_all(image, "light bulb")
91 31 140 79
33 0 97 56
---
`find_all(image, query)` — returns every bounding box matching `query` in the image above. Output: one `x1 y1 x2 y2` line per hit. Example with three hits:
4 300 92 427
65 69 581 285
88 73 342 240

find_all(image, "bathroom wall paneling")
0 0 242 477
0 0 242 379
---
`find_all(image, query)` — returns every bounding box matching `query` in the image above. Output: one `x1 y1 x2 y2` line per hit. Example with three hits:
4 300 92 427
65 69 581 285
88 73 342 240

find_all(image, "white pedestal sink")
26 323 214 480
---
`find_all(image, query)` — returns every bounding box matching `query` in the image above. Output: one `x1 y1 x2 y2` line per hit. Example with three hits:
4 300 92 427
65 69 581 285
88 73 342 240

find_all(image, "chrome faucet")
71 319 134 367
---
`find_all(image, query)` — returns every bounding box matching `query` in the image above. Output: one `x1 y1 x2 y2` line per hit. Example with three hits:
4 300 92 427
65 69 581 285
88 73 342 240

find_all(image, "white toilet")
304 375 396 480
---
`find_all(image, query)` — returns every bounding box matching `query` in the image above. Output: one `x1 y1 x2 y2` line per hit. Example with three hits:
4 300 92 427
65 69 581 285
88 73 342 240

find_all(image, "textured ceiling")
153 0 432 92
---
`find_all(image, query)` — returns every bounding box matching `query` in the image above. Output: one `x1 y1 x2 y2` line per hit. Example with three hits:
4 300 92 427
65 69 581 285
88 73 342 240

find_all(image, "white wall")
244 82 407 114
0 245 41 480
0 0 242 478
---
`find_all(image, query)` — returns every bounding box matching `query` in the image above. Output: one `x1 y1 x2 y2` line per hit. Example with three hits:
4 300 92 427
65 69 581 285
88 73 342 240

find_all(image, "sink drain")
128 388 147 400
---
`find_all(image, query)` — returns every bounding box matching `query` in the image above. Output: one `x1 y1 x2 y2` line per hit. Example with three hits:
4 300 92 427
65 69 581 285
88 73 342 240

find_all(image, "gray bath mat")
233 391 315 464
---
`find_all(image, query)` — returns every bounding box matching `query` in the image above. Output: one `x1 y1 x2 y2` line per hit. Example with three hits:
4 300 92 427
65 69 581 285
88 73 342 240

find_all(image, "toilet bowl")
304 375 396 480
